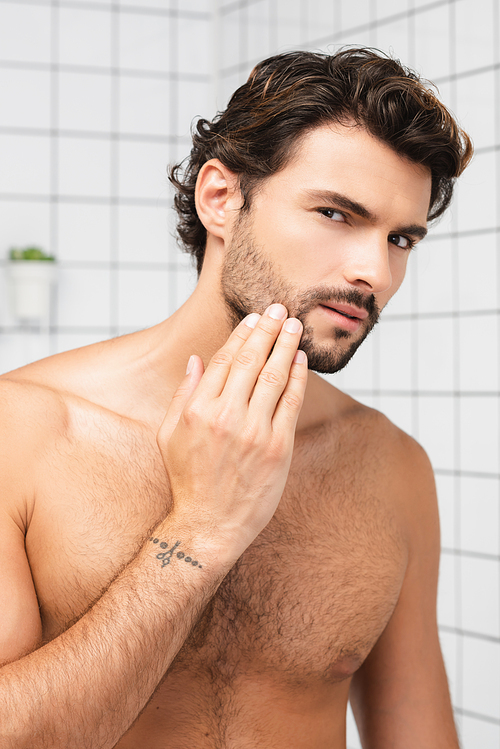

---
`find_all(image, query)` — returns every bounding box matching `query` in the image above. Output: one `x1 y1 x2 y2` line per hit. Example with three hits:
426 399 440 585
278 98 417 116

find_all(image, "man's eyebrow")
305 189 376 221
304 189 428 240
396 223 428 241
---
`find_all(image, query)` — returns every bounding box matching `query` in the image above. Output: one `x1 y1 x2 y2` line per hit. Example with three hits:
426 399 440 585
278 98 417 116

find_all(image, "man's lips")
318 303 365 333
320 302 369 321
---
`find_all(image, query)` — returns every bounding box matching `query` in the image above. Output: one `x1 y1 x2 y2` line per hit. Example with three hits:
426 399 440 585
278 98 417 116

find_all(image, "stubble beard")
220 216 381 375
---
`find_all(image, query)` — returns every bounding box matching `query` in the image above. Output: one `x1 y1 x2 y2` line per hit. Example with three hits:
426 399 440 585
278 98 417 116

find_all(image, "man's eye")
319 208 346 222
389 234 414 250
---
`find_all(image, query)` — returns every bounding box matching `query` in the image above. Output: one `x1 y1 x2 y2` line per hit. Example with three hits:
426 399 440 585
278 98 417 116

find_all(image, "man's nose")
342 234 393 294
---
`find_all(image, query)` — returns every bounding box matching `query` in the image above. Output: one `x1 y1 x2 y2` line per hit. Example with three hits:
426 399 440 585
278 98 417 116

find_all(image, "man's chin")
300 337 365 375
305 358 355 375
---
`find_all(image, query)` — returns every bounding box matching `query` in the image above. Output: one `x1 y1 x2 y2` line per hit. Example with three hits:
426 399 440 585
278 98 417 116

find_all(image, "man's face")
220 122 432 374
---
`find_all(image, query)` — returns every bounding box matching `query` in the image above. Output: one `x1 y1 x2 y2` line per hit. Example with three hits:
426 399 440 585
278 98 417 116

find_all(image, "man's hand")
156 303 308 555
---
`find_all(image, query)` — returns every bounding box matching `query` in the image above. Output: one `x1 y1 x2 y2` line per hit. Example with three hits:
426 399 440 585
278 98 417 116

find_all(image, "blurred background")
0 0 498 747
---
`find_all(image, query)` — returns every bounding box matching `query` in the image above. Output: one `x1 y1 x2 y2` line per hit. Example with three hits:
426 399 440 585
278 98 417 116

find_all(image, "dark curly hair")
169 47 472 274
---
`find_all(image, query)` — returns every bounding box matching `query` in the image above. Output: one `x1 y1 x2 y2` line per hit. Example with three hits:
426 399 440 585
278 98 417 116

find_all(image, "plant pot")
7 261 57 322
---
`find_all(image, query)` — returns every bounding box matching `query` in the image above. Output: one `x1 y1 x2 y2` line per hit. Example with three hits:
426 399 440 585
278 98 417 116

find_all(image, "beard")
220 215 381 375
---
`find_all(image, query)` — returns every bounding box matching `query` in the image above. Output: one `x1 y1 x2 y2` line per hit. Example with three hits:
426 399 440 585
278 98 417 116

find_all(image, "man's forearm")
0 518 233 749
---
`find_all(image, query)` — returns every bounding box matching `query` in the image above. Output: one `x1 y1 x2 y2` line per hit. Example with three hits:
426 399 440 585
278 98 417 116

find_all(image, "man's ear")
194 159 241 240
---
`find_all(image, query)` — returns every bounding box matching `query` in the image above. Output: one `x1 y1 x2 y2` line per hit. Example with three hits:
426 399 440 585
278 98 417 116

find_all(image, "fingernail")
293 350 306 364
243 313 260 328
186 356 194 375
265 304 287 320
284 318 301 334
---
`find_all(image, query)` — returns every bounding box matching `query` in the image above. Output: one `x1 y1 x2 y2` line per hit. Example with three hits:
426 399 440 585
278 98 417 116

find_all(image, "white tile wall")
460 397 499 474
0 200 51 252
455 151 497 234
58 137 112 197
455 0 495 75
305 0 336 40
176 79 213 138
374 16 411 64
117 204 170 264
247 0 272 64
0 2 51 64
417 317 454 391
415 237 455 314
0 0 210 362
459 315 498 392
58 72 113 132
275 0 303 50
461 556 499 637
378 319 413 391
57 267 112 328
220 6 241 72
461 637 500 720
461 717 500 749
461 476 499 556
458 235 498 312
120 0 175 9
341 0 371 34
58 6 113 68
178 16 211 75
0 68 51 129
456 70 496 150
57 203 112 264
413 4 451 80
117 140 171 199
118 76 171 135
117 267 171 330
0 134 51 194
118 12 172 72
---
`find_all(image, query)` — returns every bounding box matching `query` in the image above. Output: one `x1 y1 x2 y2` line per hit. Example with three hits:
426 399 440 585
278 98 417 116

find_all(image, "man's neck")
112 265 236 427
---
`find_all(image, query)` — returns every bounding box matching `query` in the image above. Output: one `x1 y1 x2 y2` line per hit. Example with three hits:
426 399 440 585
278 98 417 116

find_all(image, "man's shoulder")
0 377 69 473
310 374 433 486
311 378 437 544
0 373 68 424
0 377 70 527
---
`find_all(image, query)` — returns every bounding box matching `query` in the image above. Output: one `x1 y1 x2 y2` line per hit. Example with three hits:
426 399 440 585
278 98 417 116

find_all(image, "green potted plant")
7 246 57 322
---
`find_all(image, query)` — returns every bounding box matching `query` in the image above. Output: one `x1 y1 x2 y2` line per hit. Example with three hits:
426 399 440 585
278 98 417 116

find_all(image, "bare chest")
27 426 406 685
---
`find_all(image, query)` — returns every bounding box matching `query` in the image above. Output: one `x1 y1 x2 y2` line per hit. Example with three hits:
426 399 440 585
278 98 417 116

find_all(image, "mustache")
296 286 379 317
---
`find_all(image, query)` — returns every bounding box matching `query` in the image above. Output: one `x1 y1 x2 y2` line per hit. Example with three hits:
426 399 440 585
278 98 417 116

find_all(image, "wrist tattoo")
149 537 203 569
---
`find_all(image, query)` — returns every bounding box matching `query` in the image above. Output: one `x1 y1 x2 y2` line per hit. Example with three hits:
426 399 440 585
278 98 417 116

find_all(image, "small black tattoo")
149 537 202 569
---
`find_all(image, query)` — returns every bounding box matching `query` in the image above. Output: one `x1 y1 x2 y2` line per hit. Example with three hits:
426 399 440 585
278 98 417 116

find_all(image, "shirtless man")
0 49 472 748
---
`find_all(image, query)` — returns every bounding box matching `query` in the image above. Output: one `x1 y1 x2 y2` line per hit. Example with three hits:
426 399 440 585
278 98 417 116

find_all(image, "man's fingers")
271 349 308 434
217 304 290 403
157 355 205 445
158 312 265 447
246 315 304 420
192 312 262 400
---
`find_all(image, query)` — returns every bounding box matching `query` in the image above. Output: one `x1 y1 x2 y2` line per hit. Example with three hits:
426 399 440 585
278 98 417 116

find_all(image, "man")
0 49 471 747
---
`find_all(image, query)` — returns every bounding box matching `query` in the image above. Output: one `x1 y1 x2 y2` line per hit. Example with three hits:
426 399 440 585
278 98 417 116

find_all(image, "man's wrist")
146 512 242 576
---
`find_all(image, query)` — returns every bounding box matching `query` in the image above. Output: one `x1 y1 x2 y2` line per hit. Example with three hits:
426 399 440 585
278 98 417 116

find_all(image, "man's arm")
0 305 307 749
349 434 459 748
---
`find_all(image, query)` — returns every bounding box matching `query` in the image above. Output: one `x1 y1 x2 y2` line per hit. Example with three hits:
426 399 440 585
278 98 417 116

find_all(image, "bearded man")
0 49 471 748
